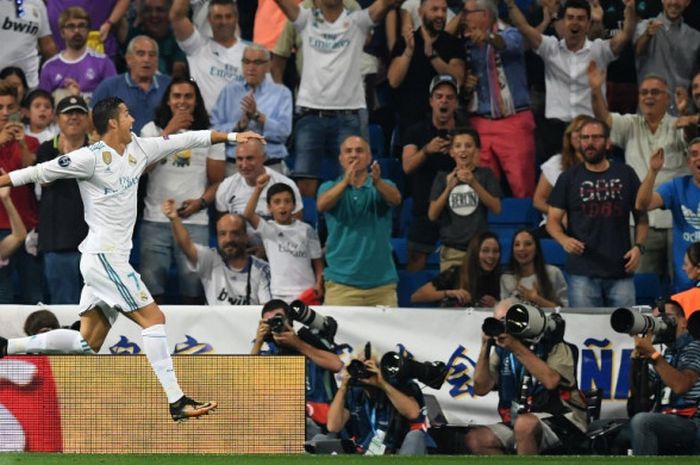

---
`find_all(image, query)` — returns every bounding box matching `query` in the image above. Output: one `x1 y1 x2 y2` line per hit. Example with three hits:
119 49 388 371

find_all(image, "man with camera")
251 299 343 439
465 299 588 455
326 344 429 455
625 300 700 455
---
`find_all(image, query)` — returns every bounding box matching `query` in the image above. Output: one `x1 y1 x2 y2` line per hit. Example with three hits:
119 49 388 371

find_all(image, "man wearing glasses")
589 63 692 289
211 44 292 175
39 6 117 103
547 118 648 307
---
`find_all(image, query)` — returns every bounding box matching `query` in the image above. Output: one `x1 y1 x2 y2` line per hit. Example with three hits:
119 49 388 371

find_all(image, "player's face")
0 95 19 129
114 104 134 144
450 133 477 169
58 110 89 138
235 142 266 184
339 136 371 171
268 191 294 225
209 4 237 43
512 231 536 267
216 215 248 260
167 82 197 116
479 238 500 272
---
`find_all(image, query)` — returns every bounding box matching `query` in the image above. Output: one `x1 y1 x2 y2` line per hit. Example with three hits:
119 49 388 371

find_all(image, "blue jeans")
44 251 82 304
139 220 207 298
630 412 699 455
293 110 363 178
0 229 43 304
568 274 635 308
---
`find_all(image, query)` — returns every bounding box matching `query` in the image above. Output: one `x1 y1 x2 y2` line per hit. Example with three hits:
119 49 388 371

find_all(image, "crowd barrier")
0 305 637 452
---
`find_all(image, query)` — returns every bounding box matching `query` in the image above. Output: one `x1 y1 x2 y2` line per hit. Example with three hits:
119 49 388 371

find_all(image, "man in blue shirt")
211 44 292 175
463 0 535 198
636 138 700 292
317 135 401 306
91 35 171 133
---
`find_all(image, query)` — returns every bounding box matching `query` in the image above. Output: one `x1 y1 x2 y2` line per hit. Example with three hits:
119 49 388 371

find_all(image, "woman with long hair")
500 228 568 307
533 115 592 233
139 77 225 304
671 242 700 318
411 231 501 307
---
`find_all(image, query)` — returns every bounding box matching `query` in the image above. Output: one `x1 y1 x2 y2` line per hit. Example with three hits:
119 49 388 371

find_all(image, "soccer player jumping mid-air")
0 97 264 422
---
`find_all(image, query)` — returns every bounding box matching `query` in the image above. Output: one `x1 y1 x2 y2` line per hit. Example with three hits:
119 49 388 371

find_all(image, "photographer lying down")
324 342 435 455
465 299 588 455
251 299 343 439
611 301 700 455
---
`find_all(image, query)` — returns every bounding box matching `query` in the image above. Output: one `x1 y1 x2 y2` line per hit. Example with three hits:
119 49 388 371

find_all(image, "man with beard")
165 207 272 305
39 7 117 104
462 0 535 199
547 118 647 307
387 0 465 139
401 75 458 271
505 0 636 159
589 63 690 286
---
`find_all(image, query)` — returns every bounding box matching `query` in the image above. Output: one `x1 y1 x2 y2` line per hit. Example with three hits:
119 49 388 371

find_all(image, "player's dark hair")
266 183 295 206
92 97 125 135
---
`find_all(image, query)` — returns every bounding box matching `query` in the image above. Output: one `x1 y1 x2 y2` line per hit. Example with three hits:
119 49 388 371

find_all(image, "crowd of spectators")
0 0 698 310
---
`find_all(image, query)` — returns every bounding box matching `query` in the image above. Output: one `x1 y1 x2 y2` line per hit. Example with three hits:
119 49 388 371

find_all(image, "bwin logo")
2 17 39 35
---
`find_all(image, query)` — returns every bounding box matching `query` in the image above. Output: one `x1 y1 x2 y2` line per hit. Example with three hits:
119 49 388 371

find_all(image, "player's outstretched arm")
210 131 266 145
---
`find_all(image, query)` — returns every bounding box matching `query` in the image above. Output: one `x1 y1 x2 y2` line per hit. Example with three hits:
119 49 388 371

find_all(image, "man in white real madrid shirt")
0 96 264 422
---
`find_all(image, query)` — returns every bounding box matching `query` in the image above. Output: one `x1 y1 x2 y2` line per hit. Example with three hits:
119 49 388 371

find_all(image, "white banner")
0 305 635 426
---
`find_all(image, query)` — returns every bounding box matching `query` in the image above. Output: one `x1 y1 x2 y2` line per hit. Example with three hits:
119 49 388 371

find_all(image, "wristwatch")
634 243 646 255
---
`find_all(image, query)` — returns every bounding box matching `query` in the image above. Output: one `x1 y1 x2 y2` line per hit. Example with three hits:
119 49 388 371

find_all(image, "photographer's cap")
56 96 88 114
429 74 459 96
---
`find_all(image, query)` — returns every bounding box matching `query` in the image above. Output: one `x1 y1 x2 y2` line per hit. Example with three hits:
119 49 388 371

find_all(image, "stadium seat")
369 123 386 157
487 198 539 240
541 238 567 267
319 158 339 182
302 196 318 228
391 237 408 268
397 269 436 307
376 157 404 193
634 273 663 307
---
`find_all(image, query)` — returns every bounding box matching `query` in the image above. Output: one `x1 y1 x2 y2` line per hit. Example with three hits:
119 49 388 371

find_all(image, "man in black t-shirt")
387 0 465 139
400 75 462 271
36 96 90 304
546 118 648 307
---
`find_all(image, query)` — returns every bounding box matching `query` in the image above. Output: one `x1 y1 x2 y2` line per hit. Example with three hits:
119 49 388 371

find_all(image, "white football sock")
8 329 94 354
141 324 184 404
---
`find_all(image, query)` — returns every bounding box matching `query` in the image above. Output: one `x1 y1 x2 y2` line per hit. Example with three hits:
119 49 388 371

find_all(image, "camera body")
380 351 447 390
610 307 676 345
347 359 373 379
267 314 287 333
289 299 338 340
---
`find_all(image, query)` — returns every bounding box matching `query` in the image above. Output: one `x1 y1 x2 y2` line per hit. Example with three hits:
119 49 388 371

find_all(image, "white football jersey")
9 130 213 255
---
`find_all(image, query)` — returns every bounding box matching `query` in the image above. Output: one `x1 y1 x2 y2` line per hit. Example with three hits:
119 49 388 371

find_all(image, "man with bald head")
317 135 402 306
164 203 272 305
215 139 302 222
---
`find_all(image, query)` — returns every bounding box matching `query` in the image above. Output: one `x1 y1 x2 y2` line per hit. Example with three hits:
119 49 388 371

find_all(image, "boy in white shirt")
243 174 324 303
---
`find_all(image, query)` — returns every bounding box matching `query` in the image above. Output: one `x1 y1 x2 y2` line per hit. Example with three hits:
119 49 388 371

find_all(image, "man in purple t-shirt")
39 6 116 105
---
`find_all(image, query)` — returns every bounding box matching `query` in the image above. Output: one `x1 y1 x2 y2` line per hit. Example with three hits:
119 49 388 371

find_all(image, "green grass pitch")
3 455 700 465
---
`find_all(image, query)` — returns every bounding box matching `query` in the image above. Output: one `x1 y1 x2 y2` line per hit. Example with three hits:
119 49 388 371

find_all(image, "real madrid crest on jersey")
128 153 137 166
102 151 112 165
